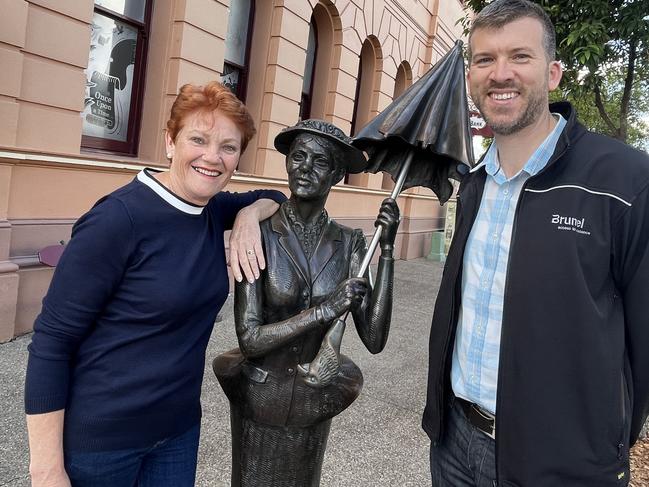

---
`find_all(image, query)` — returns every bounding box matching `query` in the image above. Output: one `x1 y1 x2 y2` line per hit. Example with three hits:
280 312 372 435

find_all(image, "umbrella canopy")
352 40 474 204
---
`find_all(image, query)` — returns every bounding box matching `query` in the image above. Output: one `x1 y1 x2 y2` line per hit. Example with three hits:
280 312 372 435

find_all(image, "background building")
0 0 466 341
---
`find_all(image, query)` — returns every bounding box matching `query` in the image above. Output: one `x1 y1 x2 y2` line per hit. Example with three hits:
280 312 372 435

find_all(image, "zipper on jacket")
621 372 627 434
436 282 456 442
493 184 524 482
436 186 476 443
436 195 462 443
618 371 629 460
493 142 569 482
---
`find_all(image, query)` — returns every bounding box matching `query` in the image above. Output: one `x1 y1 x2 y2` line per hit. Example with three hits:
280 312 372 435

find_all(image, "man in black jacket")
423 1 649 486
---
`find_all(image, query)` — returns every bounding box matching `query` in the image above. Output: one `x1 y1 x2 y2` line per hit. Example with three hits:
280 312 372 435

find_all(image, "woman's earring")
166 153 172 159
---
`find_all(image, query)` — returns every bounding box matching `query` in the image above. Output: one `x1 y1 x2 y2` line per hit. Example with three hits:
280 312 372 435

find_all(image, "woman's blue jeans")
64 424 200 487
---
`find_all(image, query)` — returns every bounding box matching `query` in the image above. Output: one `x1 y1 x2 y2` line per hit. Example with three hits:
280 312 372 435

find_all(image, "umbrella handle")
355 150 414 278
338 151 415 326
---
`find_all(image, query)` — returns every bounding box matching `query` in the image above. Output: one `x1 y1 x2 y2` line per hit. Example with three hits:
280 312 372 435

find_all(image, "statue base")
230 407 331 487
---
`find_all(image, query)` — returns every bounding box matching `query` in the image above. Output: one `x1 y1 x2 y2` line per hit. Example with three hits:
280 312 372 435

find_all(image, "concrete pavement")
0 258 444 487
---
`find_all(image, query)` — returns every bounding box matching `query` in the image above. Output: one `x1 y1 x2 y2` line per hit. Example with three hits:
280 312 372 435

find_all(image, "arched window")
304 3 335 120
350 39 377 136
394 61 412 99
383 61 412 189
348 38 380 186
300 20 318 120
222 0 254 101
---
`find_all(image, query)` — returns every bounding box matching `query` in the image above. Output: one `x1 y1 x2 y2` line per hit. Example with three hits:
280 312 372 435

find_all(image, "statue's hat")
274 119 367 174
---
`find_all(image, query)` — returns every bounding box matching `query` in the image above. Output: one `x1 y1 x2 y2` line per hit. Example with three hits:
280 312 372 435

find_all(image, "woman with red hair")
24 81 286 487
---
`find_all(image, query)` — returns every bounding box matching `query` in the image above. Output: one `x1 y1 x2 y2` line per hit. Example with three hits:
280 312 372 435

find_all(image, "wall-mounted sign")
469 110 494 138
444 200 457 256
470 112 486 130
467 96 493 138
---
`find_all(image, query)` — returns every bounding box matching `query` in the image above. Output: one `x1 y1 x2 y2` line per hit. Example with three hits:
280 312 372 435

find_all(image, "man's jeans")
430 398 497 487
64 423 200 487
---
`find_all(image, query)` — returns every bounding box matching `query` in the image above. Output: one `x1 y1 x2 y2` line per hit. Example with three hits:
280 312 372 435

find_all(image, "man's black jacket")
422 102 649 487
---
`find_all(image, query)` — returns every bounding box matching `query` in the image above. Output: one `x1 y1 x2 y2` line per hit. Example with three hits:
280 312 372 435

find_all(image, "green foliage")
550 74 649 150
460 0 649 149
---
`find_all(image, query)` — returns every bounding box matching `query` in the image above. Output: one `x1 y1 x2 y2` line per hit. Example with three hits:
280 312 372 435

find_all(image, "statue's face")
286 135 341 200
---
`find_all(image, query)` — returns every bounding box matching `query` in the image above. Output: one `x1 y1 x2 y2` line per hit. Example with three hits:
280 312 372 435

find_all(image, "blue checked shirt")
451 114 567 414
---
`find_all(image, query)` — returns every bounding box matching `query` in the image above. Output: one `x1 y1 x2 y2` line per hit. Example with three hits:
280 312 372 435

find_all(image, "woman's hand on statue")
376 198 400 250
229 206 265 283
320 277 368 321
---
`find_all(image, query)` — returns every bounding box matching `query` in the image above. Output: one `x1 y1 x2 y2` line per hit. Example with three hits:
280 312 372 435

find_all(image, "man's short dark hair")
468 0 556 61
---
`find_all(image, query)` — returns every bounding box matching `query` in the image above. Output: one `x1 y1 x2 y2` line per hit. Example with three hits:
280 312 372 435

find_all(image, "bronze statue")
213 119 399 486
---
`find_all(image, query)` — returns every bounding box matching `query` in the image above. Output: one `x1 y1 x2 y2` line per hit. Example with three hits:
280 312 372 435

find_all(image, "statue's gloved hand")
319 277 368 321
376 198 400 250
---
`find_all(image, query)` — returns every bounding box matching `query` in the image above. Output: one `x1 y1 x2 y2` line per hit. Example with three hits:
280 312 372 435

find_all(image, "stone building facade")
0 0 465 341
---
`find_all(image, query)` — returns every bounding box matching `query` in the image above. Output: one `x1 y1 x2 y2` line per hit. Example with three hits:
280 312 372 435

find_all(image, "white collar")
136 168 204 215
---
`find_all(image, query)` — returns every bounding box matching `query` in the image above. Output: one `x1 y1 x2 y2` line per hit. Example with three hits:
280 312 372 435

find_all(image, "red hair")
166 81 256 152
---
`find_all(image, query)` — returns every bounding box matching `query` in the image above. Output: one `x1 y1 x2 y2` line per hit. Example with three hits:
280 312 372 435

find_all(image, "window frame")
299 17 318 121
349 51 364 136
222 0 255 102
81 1 152 156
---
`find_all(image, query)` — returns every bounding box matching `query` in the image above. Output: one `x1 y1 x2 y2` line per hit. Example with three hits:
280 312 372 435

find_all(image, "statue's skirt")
213 349 363 487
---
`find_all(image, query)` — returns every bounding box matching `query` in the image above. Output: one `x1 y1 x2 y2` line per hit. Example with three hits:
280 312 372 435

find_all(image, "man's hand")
230 206 266 284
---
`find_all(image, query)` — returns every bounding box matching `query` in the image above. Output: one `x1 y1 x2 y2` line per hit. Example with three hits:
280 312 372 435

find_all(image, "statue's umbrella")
352 39 475 276
299 41 475 386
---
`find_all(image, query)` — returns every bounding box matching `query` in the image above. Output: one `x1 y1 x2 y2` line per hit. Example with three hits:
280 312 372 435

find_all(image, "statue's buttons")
302 289 310 298
287 367 295 374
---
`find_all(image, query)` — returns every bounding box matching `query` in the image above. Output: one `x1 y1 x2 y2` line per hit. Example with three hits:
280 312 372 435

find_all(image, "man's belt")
456 396 496 440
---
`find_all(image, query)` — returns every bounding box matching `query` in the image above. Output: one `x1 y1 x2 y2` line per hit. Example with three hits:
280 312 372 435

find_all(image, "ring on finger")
246 249 255 256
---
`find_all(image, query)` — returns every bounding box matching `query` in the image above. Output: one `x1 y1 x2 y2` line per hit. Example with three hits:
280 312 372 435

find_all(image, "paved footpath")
0 258 443 487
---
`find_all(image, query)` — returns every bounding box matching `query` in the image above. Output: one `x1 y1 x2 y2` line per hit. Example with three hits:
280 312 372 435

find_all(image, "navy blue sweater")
24 169 285 451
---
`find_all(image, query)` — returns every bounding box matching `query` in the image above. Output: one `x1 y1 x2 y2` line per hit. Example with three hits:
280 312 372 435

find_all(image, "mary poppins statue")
213 119 399 486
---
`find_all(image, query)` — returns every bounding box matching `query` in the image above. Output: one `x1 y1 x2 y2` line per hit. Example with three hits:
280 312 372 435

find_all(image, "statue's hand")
376 198 400 250
320 277 368 321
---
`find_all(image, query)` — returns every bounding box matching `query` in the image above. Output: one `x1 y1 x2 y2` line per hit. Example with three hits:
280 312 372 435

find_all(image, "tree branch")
618 37 637 143
593 82 619 137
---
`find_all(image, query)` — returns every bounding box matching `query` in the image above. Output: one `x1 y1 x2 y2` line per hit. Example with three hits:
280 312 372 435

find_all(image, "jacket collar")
547 101 580 164
468 101 580 178
270 207 342 284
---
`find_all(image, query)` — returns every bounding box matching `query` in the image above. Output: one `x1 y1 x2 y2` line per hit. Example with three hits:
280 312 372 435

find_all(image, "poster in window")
221 63 241 97
82 12 137 143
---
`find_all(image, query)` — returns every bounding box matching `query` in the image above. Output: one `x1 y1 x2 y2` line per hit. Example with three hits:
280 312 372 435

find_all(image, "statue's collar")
282 201 329 258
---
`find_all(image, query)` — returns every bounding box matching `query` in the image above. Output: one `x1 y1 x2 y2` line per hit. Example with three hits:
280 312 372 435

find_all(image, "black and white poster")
82 12 137 142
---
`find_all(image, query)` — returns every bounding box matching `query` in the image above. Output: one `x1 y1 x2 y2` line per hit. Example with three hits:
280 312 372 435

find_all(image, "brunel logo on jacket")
551 214 591 236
